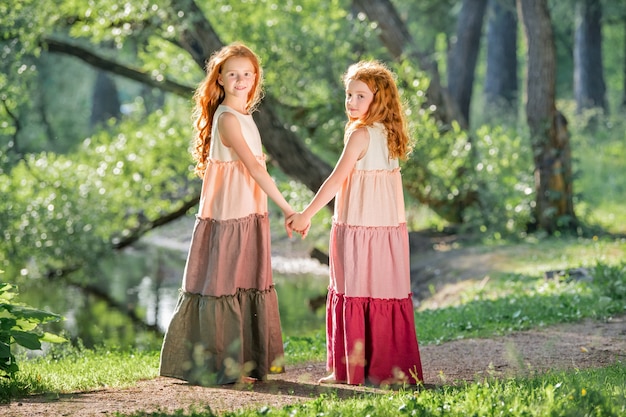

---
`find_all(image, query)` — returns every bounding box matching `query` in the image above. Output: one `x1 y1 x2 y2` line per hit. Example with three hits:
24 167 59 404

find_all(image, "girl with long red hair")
160 42 295 385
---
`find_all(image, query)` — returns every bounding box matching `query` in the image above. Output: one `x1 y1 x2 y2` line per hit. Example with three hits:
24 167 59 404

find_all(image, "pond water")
16 238 329 349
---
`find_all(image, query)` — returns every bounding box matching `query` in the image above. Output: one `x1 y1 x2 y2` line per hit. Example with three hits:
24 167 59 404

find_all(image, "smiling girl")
159 42 295 385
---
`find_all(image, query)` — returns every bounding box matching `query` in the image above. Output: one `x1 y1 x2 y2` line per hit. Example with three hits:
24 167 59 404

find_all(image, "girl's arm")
218 112 295 236
290 127 369 233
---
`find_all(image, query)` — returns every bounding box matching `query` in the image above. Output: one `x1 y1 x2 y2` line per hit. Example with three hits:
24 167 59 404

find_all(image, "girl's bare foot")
239 376 258 384
318 374 338 384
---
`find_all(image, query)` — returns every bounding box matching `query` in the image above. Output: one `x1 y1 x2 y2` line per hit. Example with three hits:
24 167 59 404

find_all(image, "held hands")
284 212 296 238
283 212 308 238
286 212 311 239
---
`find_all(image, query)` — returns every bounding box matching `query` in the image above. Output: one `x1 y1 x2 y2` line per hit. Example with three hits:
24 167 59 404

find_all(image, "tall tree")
484 0 518 118
574 0 607 115
517 0 577 233
446 0 489 127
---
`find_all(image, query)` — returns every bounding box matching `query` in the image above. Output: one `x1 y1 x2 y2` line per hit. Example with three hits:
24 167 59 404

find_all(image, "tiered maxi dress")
326 123 423 385
159 105 285 385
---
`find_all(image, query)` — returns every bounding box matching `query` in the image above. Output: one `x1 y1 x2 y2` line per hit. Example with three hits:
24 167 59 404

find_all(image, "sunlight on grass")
416 236 626 311
3 260 623 402
12 348 159 396
414 261 626 345
115 365 626 416
583 203 626 234
3 237 625 416
503 237 626 275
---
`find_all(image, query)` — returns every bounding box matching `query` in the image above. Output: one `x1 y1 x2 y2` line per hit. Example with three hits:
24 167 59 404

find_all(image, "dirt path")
3 316 624 417
4 232 625 416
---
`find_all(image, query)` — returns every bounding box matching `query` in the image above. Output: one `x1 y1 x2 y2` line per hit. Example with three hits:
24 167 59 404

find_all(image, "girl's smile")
218 56 256 98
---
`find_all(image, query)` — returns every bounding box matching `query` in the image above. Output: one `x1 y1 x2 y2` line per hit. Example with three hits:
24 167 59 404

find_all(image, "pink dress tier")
327 123 423 385
159 105 285 385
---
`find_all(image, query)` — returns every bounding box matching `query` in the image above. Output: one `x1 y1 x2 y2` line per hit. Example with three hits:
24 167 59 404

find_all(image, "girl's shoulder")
345 124 370 143
215 107 238 126
365 122 387 141
218 104 253 116
217 104 239 117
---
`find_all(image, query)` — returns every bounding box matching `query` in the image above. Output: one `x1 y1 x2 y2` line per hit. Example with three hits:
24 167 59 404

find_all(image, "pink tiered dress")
326 123 423 385
159 105 284 385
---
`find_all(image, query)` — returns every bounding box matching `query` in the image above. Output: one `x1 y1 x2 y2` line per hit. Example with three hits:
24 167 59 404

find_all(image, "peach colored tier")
324 123 423 385
159 106 284 385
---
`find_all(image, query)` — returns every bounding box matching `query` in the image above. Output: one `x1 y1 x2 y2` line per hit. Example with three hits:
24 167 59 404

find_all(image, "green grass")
2 241 625 415
415 260 626 345
3 259 624 401
115 365 626 416
1 346 159 402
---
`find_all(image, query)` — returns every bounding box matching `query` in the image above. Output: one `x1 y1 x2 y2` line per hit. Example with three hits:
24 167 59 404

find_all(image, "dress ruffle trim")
182 213 273 296
329 222 411 299
325 288 423 386
159 287 285 385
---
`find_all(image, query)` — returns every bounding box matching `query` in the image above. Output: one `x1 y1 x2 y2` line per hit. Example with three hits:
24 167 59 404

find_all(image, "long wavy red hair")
191 42 263 177
343 60 412 160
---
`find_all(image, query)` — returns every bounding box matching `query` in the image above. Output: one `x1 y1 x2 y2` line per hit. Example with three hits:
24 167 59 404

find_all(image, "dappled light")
1 0 626 414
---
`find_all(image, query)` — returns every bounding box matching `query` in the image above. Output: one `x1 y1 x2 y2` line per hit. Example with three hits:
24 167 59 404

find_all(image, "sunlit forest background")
1 0 625 351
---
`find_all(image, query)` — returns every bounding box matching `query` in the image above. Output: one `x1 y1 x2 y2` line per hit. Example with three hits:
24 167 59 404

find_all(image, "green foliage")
393 62 479 224
0 1 67 157
118 408 218 417
460 123 535 236
568 111 626 234
592 262 626 307
0 281 66 380
0 103 196 277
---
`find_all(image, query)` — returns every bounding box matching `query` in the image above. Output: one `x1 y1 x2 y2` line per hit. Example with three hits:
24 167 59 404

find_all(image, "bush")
0 281 66 379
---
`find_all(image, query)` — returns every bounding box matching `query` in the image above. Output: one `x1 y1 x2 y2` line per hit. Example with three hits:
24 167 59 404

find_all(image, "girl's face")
345 79 374 120
218 56 256 100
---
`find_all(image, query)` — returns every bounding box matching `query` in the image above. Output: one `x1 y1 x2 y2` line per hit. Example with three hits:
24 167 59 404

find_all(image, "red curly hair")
343 60 412 160
191 42 264 177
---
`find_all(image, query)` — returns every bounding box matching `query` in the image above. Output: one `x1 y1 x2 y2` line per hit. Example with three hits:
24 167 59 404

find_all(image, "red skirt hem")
325 288 423 385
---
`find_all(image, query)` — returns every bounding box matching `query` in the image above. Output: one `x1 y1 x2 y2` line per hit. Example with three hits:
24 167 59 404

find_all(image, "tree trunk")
574 0 607 114
484 0 518 117
518 0 577 233
90 71 121 127
447 0 489 127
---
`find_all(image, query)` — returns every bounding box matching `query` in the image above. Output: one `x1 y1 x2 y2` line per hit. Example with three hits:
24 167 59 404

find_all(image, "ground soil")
3 232 625 417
